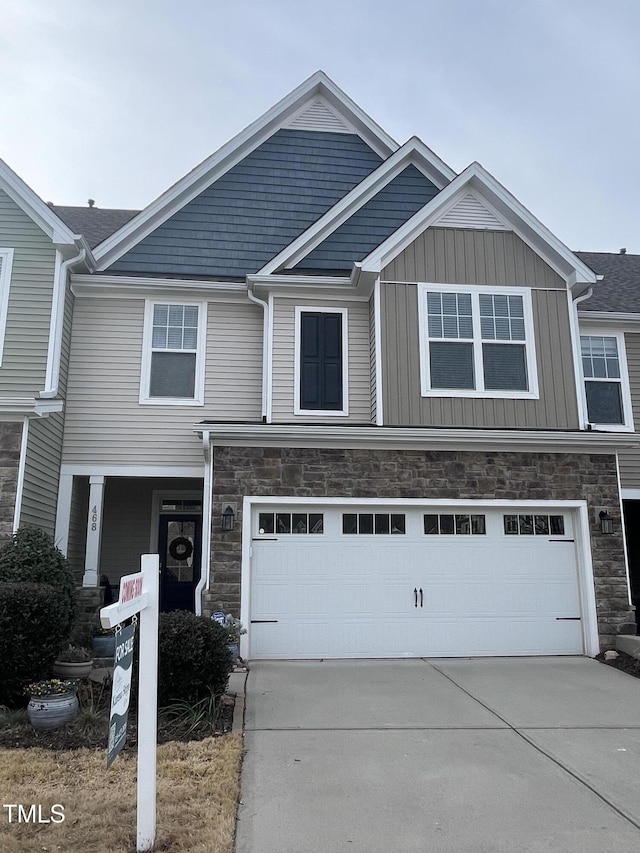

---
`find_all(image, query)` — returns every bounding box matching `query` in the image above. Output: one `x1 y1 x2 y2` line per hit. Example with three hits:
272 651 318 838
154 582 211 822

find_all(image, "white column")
83 475 105 588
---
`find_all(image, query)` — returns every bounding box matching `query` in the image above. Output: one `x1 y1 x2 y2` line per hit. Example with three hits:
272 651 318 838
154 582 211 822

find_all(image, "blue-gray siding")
107 130 383 278
294 166 439 272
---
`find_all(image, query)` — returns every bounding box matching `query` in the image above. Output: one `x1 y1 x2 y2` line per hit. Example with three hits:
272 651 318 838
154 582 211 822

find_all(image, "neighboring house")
48 71 637 658
0 159 90 546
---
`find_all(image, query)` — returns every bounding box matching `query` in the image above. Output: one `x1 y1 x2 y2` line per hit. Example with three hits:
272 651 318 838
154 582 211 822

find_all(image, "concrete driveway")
236 658 640 852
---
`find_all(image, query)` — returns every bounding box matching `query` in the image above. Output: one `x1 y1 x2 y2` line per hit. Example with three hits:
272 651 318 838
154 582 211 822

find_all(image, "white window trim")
417 282 539 399
0 248 15 366
579 328 634 432
139 299 207 406
294 305 349 416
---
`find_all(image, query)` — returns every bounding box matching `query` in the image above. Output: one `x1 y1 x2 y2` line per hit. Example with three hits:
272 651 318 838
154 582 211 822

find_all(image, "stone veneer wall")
204 446 635 650
0 422 22 545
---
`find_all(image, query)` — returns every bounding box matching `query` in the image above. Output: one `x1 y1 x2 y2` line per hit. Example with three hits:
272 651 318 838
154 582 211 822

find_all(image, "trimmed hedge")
0 582 70 706
0 526 76 636
156 612 233 707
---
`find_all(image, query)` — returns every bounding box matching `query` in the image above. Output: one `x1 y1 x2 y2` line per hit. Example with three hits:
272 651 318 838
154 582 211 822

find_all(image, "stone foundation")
205 446 635 651
0 422 23 545
71 586 104 647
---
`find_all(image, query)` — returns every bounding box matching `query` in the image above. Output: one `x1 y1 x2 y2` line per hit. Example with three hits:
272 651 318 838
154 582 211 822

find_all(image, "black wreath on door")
168 536 193 562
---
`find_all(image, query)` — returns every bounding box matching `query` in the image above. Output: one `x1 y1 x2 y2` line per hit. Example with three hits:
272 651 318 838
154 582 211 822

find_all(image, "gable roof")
51 205 138 249
360 162 599 287
258 137 456 275
576 252 640 313
0 158 85 250
93 71 399 271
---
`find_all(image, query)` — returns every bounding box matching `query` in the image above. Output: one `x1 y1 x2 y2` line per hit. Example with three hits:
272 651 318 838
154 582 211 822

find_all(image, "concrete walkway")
236 658 640 852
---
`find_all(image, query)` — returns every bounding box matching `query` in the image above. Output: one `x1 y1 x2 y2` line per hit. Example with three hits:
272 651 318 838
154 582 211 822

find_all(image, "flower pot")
92 634 116 657
53 659 93 679
27 692 79 730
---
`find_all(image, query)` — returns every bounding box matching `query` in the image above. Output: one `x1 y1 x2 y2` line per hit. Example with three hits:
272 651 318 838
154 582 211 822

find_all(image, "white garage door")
249 504 584 659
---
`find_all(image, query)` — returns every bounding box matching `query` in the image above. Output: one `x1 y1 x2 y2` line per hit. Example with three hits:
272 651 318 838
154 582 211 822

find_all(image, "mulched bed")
597 649 640 678
0 683 235 751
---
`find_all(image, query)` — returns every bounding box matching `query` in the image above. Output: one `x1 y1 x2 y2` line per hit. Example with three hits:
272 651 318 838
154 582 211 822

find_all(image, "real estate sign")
107 621 136 768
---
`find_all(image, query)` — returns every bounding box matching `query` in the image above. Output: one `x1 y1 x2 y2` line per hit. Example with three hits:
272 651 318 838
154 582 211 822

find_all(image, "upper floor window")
140 301 206 405
418 283 538 399
580 333 632 429
0 248 15 366
295 307 348 415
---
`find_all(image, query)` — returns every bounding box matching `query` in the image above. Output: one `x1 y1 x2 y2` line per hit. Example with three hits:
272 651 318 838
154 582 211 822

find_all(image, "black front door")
158 514 202 612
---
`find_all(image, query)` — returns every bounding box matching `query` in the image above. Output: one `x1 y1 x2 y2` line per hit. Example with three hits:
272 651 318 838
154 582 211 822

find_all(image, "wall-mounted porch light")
599 510 614 535
221 505 236 532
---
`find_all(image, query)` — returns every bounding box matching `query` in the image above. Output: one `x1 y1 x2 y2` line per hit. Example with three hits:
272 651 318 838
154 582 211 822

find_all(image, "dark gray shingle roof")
576 252 640 313
50 205 139 249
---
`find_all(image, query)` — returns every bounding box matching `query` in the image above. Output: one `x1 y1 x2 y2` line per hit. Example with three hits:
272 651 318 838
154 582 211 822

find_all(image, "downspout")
570 285 594 430
40 246 86 398
247 285 270 422
195 429 213 615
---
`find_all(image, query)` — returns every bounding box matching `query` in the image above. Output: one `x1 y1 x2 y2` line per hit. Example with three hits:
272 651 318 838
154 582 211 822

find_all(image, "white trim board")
12 418 29 532
92 71 402 271
239 496 600 659
60 464 204 478
0 248 15 365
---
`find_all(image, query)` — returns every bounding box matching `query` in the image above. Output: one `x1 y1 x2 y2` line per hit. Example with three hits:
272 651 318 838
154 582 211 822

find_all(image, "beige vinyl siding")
369 294 376 423
271 297 371 422
99 477 202 586
382 284 579 428
382 227 565 289
62 297 262 466
619 333 640 488
67 476 89 583
19 413 64 535
0 189 56 395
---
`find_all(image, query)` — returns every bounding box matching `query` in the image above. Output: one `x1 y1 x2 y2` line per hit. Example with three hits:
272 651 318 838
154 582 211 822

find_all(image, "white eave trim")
0 158 79 246
0 397 64 417
247 265 377 299
361 162 598 287
92 71 400 271
196 423 638 453
257 137 456 275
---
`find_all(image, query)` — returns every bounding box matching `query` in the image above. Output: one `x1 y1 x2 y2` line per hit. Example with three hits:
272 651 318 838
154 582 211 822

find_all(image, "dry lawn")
0 735 243 852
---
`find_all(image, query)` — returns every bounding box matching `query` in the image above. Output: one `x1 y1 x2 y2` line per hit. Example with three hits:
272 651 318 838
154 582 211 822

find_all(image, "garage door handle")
419 588 423 608
555 617 581 621
414 588 418 608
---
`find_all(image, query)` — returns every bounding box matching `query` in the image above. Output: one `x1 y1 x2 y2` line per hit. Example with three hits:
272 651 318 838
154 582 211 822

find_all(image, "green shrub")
0 526 76 635
0 582 70 706
155 612 232 707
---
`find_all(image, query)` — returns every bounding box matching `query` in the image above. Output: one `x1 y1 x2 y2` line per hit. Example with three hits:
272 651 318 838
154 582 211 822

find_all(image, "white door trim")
240 496 600 660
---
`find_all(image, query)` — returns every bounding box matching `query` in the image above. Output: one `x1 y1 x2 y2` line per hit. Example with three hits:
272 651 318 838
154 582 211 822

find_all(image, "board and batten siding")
0 189 56 395
20 413 64 536
63 297 263 466
619 333 640 489
271 297 371 422
382 228 565 289
380 227 579 429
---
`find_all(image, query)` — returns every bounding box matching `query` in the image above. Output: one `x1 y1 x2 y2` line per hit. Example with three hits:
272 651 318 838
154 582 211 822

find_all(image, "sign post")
100 554 159 853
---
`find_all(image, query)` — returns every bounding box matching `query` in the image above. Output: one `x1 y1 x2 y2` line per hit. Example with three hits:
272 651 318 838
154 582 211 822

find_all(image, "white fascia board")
196 423 639 453
362 163 598 287
248 266 377 299
71 274 247 301
0 397 63 417
258 137 456 276
93 71 399 271
0 158 78 245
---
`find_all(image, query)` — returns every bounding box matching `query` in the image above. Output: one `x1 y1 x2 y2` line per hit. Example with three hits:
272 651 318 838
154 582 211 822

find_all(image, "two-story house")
48 72 636 659
0 159 89 546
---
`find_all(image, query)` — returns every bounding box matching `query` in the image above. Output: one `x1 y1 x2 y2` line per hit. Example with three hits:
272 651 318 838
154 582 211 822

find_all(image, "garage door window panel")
424 513 486 535
342 512 406 535
257 512 324 535
504 514 565 536
419 284 537 398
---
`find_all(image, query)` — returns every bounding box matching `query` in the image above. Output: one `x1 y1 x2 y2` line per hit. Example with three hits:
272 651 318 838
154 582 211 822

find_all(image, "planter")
53 659 93 679
92 634 116 657
27 692 79 730
227 642 240 661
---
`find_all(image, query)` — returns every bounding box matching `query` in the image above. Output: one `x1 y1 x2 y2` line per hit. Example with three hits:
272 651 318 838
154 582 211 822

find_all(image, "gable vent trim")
433 191 508 230
285 97 355 134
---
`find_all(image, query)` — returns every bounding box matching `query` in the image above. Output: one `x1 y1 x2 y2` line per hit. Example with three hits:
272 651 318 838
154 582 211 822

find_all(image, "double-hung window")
580 333 632 429
295 307 348 414
140 301 206 405
418 283 538 398
0 248 14 366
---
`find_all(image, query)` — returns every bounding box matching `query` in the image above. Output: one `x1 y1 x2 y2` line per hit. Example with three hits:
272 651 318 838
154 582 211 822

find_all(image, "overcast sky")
1 0 638 253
